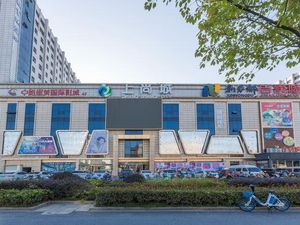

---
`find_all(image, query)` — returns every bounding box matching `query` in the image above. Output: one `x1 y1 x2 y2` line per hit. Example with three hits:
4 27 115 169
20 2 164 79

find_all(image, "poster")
56 131 88 155
2 131 22 156
42 162 76 172
261 102 293 127
86 130 109 155
263 128 295 151
18 136 58 155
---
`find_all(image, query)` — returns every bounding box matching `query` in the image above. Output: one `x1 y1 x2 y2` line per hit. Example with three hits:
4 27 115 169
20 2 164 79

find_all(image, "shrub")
0 189 52 207
228 177 300 187
0 173 91 199
123 174 145 183
95 188 300 207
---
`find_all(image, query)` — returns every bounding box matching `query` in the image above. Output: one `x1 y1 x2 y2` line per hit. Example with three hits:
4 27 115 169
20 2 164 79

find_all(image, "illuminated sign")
98 85 112 97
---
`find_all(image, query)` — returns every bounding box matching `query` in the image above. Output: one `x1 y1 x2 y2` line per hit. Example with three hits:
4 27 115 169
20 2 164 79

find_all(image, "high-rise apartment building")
277 72 300 85
0 0 79 84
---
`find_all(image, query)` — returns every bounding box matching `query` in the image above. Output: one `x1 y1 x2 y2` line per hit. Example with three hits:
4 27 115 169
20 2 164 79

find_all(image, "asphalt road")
1 211 300 225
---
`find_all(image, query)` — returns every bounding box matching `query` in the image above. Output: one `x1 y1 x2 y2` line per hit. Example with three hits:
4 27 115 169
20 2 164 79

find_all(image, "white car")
141 170 154 179
229 165 263 177
92 170 107 180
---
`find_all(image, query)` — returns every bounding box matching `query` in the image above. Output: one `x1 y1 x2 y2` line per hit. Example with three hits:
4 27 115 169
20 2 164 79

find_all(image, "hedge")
0 189 52 207
95 188 300 207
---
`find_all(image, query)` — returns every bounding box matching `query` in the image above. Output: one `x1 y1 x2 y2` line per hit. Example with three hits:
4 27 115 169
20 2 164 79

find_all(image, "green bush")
228 177 300 187
0 189 52 207
95 187 300 207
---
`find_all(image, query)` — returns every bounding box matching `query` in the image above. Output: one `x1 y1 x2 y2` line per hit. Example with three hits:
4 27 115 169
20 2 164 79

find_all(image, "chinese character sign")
261 102 293 127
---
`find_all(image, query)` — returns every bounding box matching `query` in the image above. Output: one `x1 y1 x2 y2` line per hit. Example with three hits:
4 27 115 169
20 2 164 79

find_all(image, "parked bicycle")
239 184 290 212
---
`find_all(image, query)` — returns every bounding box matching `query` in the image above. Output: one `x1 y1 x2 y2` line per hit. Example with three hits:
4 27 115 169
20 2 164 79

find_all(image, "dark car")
261 168 276 177
119 169 134 179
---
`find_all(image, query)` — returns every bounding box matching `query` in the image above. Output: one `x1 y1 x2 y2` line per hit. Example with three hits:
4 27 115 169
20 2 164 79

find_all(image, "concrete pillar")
112 135 119 176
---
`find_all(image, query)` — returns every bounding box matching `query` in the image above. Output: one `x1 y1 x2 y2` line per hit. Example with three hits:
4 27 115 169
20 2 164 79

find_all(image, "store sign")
240 130 259 154
225 84 258 97
18 136 58 155
159 130 181 155
2 131 22 156
261 102 293 127
42 162 76 172
178 130 209 155
266 147 300 153
86 130 109 155
258 85 300 97
206 136 244 154
56 131 88 155
202 84 221 97
98 85 112 97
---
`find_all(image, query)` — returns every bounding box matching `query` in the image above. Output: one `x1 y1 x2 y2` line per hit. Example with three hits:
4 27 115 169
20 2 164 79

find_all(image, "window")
88 103 106 133
50 78 53 83
34 28 37 34
162 104 179 130
33 47 36 53
228 103 242 135
124 140 143 157
38 74 42 80
197 104 215 135
39 55 43 62
32 56 36 63
34 37 37 44
6 103 17 130
40 46 43 52
51 104 70 137
24 103 35 135
40 37 44 44
32 66 35 73
39 64 42 70
46 64 48 69
31 76 35 82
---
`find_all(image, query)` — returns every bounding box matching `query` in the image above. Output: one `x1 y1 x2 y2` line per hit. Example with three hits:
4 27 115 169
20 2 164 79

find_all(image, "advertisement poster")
41 162 76 172
86 130 108 155
2 131 22 156
263 128 295 151
155 162 224 171
261 102 293 127
18 136 58 155
56 131 88 155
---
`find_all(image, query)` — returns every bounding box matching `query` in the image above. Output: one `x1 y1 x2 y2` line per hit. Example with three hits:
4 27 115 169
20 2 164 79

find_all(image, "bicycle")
239 184 290 212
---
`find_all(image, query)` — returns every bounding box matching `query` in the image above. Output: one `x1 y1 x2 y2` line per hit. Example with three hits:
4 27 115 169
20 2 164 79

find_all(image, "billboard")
263 128 295 151
159 130 181 155
261 102 293 127
2 131 22 156
18 136 58 155
155 162 224 171
56 131 88 155
86 130 109 155
178 130 209 155
240 130 259 154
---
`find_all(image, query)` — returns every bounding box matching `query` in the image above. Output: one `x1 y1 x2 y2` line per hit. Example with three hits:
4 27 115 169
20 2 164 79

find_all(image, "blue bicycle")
239 185 290 212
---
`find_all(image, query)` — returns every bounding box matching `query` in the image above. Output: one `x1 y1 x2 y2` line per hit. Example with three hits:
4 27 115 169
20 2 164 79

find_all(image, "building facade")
277 72 300 85
1 83 300 175
0 0 78 84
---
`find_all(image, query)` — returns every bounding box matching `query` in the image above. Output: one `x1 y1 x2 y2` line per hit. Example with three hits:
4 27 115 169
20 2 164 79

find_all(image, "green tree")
145 0 300 82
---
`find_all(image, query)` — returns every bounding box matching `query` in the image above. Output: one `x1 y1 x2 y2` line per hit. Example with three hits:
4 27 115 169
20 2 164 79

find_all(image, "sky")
37 0 300 84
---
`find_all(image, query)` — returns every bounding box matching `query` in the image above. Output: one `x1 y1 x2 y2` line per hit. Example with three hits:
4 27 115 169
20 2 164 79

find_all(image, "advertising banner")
41 162 76 172
263 128 295 151
261 102 293 127
86 130 109 155
206 136 244 154
240 130 259 154
154 162 224 171
2 131 22 156
56 131 88 155
18 136 58 155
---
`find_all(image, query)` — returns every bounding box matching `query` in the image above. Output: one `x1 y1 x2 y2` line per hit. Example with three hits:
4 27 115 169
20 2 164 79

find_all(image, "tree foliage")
145 0 300 82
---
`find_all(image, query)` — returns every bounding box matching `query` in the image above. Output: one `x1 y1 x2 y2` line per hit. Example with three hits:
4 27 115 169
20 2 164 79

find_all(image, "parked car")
24 172 40 180
92 170 107 180
162 169 176 179
291 168 300 177
194 169 206 178
38 171 51 179
72 171 92 179
206 171 219 179
229 165 264 177
219 168 233 179
140 170 154 179
261 168 276 177
119 169 134 180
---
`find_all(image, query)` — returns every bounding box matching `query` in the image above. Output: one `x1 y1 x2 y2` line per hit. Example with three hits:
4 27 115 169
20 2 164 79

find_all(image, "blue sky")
38 0 300 84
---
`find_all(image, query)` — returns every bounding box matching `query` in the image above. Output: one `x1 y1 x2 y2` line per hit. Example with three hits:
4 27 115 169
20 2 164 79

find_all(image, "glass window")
88 103 106 133
51 104 70 137
24 103 35 135
124 140 143 158
6 103 17 130
163 104 179 130
228 103 242 135
197 104 215 135
125 130 143 135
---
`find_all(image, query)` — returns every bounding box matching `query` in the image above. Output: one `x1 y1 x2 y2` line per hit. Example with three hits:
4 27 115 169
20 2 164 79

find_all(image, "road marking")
36 203 93 215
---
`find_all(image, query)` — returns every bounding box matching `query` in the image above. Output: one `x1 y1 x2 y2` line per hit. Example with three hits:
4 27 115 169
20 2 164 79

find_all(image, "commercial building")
1 83 300 175
0 0 78 84
277 72 300 85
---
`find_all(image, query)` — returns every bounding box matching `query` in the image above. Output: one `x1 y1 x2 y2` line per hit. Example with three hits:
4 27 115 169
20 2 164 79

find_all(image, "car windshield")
248 168 261 172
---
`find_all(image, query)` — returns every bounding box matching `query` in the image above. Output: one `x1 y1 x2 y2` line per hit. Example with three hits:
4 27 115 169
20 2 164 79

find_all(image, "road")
1 207 300 225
